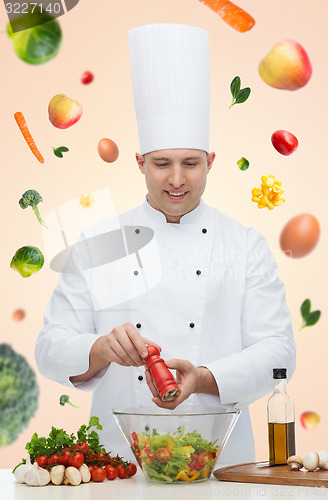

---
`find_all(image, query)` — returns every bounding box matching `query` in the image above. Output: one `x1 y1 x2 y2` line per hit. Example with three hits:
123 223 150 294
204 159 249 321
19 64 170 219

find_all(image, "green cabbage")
6 6 62 65
10 246 44 278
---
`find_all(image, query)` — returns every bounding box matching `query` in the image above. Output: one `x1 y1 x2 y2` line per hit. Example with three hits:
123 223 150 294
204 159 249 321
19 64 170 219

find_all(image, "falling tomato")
81 71 94 84
271 130 298 156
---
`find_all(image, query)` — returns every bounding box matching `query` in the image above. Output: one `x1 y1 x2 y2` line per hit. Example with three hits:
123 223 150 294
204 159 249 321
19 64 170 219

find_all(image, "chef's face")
136 149 215 223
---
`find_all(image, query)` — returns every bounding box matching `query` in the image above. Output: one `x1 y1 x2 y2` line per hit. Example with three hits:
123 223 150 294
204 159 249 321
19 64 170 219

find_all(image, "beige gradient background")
1 0 327 469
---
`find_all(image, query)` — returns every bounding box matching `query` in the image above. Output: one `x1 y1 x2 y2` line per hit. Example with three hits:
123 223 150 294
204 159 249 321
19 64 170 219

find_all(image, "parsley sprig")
25 416 104 463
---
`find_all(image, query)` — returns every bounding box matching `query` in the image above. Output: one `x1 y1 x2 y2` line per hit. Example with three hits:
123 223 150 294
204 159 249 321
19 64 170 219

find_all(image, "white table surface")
2 469 328 500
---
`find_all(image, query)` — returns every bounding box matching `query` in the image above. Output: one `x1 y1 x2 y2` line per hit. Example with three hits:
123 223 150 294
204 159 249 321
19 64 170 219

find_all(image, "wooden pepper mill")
145 345 181 402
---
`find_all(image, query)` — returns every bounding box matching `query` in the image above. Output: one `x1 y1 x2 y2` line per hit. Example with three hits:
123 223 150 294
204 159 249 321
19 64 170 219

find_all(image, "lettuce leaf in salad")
175 430 218 453
148 433 175 455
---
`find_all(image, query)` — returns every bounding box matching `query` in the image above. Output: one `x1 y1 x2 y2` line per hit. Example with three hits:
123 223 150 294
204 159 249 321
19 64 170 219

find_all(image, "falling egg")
97 138 119 163
300 411 320 430
12 308 26 321
280 213 320 258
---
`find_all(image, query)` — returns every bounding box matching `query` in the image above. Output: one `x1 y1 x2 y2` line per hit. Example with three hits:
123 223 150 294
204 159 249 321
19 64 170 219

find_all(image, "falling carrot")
198 0 255 33
14 112 44 164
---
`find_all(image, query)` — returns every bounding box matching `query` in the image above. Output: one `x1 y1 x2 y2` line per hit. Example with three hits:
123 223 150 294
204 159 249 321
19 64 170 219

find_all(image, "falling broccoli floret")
59 394 79 408
19 189 48 228
0 344 39 447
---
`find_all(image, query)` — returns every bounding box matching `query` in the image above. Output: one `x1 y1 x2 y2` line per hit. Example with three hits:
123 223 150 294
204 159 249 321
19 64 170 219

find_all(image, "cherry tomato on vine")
68 452 84 468
91 467 106 482
105 465 118 480
48 453 61 465
35 455 48 467
87 449 96 461
117 466 129 479
58 450 71 466
127 463 137 477
74 441 89 455
88 465 95 474
96 451 111 465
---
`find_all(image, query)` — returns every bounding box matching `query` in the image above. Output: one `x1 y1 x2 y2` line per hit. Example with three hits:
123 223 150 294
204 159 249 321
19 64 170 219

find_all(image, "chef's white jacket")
35 200 296 464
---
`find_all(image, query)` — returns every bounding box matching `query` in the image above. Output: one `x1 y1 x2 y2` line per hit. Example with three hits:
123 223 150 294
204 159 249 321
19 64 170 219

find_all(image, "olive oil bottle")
267 368 295 464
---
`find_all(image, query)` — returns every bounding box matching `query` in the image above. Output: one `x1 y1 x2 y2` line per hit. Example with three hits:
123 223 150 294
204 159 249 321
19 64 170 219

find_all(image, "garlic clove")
303 452 319 472
25 462 51 486
13 460 34 484
79 463 91 483
64 466 81 486
50 464 65 485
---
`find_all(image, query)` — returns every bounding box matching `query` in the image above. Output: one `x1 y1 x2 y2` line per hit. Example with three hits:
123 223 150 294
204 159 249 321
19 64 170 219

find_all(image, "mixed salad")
131 427 220 482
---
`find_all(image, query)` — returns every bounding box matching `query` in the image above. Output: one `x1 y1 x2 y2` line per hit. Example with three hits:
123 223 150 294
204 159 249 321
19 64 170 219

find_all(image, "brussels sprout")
10 246 44 278
6 6 62 65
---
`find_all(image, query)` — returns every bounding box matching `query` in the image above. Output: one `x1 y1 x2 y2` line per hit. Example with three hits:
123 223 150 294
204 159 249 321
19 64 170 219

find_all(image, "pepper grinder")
145 345 181 402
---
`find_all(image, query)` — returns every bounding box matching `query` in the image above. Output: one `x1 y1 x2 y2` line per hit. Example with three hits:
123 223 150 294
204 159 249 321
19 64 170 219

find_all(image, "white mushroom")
78 464 91 483
64 466 82 486
50 465 65 485
287 455 303 470
317 451 328 470
303 452 319 471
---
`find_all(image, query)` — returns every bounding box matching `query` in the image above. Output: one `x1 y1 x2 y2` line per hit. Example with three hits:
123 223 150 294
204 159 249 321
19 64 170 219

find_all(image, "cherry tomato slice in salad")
155 447 171 463
198 450 212 465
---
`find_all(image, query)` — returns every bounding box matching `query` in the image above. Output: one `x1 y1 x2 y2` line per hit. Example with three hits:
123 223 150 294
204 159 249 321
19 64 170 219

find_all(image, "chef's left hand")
145 359 214 410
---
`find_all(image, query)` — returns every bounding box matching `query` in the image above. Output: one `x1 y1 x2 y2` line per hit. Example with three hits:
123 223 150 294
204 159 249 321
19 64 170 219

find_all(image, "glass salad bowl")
112 406 240 483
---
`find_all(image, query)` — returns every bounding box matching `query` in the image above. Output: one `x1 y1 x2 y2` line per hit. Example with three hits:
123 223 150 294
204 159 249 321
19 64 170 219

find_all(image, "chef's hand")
145 359 219 410
95 323 161 367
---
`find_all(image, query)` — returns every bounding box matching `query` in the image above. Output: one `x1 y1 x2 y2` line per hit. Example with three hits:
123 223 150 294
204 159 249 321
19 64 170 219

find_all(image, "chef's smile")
136 148 215 223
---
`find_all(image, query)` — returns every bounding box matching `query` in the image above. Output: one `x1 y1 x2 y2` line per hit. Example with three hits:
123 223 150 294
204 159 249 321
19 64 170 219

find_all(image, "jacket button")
189 323 195 328
202 228 207 234
135 228 140 234
138 375 143 381
196 270 201 275
136 323 141 329
134 270 139 276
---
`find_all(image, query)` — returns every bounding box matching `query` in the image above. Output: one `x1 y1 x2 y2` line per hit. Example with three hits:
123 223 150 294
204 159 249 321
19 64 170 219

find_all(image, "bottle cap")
273 368 287 379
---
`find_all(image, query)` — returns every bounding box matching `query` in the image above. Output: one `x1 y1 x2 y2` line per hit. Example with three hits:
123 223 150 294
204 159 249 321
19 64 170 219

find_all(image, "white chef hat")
128 23 210 155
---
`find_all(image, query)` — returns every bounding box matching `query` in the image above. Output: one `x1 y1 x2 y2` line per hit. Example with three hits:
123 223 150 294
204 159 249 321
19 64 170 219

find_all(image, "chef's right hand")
96 323 161 367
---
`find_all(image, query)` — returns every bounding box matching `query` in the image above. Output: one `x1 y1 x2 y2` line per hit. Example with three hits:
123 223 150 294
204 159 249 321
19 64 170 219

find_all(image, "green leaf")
305 310 321 327
54 149 63 158
235 87 251 104
301 299 311 321
237 157 249 171
57 146 69 152
230 76 241 99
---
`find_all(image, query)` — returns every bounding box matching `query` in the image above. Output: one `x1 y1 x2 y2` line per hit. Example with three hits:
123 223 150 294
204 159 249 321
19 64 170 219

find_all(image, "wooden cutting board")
213 462 328 488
